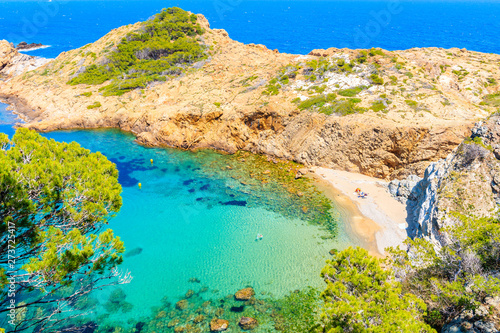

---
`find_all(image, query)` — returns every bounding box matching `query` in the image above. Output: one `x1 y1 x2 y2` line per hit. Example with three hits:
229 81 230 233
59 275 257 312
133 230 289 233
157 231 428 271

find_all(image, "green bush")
486 78 497 86
68 7 206 96
272 288 322 332
370 73 384 85
480 92 500 107
356 50 368 64
319 247 434 333
337 86 364 97
368 47 385 56
262 82 281 96
87 101 102 109
389 216 500 329
370 100 387 112
405 99 418 108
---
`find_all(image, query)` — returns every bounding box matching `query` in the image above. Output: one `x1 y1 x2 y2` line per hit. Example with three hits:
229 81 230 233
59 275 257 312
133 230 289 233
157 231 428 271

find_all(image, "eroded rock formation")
0 12 498 179
390 114 500 245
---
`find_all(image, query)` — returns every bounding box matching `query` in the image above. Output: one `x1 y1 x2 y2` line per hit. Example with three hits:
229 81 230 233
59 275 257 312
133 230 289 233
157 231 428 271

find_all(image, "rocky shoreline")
1 13 498 180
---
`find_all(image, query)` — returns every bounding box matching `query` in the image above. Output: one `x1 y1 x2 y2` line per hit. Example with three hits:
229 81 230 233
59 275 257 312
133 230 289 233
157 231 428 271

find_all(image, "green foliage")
298 93 336 110
87 101 102 109
368 48 385 57
272 288 322 332
336 58 353 72
81 91 92 97
338 86 364 97
213 102 221 108
356 50 368 64
370 73 384 85
68 7 206 95
463 136 493 151
298 93 366 116
388 216 500 329
370 100 387 112
486 77 497 86
452 68 469 81
262 68 295 96
405 99 418 108
319 247 434 333
0 129 123 330
480 92 500 107
240 75 258 87
262 82 281 96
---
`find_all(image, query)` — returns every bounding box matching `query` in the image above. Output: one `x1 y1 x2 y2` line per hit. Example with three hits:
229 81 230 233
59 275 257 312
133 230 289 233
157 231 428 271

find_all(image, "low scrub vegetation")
295 94 366 116
480 92 500 108
337 86 365 97
68 7 206 96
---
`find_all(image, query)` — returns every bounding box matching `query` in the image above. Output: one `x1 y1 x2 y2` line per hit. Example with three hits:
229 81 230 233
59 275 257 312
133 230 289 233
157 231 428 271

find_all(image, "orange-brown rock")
209 318 229 332
235 287 255 300
1 13 498 180
239 317 258 330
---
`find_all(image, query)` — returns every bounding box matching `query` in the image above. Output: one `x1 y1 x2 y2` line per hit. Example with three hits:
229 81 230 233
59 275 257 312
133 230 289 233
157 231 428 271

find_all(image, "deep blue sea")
0 0 500 59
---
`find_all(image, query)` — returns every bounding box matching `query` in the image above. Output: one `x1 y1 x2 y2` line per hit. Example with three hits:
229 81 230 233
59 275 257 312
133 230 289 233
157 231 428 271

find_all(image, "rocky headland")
1 12 499 181
1 8 500 332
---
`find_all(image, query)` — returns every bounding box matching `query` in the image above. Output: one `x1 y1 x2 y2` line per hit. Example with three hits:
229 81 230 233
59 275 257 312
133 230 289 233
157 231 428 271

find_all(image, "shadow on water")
108 157 157 187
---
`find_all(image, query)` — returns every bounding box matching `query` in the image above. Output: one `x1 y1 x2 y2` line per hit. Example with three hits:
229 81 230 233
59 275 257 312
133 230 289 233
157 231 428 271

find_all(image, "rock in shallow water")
175 299 188 310
235 287 255 300
239 316 258 330
210 318 229 332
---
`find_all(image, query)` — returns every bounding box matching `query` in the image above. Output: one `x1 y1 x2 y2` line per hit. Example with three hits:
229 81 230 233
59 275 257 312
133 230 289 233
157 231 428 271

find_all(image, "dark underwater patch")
220 200 247 207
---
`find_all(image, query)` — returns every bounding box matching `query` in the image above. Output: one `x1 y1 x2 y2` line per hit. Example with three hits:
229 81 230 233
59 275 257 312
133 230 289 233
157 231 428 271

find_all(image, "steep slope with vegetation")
1 7 499 180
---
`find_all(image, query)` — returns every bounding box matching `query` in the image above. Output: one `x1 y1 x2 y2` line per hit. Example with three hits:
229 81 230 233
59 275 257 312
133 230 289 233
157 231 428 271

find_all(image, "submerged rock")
209 318 229 332
193 314 205 323
239 317 258 330
188 277 201 283
235 288 255 301
124 247 142 258
185 289 195 298
176 299 188 310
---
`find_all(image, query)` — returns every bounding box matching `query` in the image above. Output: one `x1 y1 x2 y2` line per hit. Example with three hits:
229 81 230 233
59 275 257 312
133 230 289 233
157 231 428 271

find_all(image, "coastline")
310 167 408 255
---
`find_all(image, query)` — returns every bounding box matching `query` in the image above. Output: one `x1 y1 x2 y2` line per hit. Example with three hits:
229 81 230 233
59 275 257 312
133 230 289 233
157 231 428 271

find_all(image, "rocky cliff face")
1 13 499 180
0 40 49 79
389 114 500 246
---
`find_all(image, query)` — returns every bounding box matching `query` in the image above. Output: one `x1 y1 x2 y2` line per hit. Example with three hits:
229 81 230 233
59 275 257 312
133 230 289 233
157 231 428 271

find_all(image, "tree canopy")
0 129 125 332
319 247 435 333
68 7 206 96
388 215 500 329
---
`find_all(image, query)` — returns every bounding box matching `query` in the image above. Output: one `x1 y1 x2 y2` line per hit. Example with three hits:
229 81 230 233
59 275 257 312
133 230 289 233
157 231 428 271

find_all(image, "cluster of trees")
0 129 126 332
316 214 500 332
68 7 206 96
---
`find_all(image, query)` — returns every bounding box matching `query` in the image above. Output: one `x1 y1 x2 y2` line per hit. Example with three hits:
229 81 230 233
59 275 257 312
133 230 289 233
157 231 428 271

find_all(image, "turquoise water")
0 103 354 330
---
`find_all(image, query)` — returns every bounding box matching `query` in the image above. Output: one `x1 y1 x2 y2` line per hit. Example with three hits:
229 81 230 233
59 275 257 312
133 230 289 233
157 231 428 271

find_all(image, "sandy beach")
311 167 408 256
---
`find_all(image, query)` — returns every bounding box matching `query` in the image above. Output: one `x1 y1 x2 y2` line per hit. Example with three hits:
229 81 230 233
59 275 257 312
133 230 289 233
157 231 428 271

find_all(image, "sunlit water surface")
0 103 356 330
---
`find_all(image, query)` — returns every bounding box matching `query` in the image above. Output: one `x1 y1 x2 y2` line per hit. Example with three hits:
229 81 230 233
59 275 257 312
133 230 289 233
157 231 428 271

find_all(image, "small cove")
0 102 365 331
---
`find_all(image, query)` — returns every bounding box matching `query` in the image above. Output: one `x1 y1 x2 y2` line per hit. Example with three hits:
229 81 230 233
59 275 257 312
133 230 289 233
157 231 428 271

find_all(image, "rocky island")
14 41 47 51
0 6 499 333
